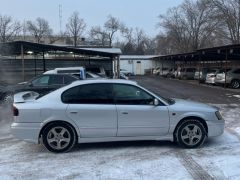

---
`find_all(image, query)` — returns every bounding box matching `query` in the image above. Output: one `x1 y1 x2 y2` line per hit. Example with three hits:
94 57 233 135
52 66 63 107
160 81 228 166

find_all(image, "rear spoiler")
14 91 39 103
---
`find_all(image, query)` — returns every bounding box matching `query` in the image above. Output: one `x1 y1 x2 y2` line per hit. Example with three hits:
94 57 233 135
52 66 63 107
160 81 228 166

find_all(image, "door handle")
122 112 128 115
70 111 78 114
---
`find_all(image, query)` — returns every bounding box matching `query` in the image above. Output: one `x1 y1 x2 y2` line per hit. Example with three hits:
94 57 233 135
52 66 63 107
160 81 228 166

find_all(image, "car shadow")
71 140 177 152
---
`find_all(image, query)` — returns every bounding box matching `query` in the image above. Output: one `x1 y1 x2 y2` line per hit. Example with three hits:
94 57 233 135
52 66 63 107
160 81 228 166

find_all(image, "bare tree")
119 24 154 55
120 25 134 44
104 15 121 46
89 26 108 46
0 14 21 43
212 0 240 44
158 0 220 53
66 11 86 47
27 17 52 43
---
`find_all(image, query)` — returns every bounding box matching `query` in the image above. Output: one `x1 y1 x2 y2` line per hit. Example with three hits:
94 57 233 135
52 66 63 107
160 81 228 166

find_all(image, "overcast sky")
0 0 184 37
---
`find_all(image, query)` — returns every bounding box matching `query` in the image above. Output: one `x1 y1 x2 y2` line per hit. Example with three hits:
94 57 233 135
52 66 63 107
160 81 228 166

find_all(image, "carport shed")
0 41 121 83
154 44 240 87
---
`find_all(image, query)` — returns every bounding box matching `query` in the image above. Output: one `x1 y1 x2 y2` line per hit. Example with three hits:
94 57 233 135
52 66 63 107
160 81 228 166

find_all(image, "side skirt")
77 135 173 144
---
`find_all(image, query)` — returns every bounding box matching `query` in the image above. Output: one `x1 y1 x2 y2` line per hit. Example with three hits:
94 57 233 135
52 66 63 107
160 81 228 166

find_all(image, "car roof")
70 79 137 86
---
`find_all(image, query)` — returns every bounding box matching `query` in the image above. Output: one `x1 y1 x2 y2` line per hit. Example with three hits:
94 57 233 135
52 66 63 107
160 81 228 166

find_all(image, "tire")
176 119 206 148
166 74 171 78
231 79 240 89
182 75 188 80
2 93 13 105
42 122 76 153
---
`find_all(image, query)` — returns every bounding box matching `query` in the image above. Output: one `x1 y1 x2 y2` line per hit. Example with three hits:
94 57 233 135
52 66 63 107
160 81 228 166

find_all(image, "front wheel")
42 122 76 153
176 120 206 148
231 79 240 89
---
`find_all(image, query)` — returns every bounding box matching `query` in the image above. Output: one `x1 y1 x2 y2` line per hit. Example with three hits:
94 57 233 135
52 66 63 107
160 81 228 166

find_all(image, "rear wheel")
42 122 76 153
231 79 240 89
176 119 206 148
2 93 13 105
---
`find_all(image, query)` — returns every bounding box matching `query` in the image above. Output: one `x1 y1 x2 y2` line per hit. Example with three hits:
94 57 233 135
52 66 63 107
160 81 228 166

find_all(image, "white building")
120 55 173 75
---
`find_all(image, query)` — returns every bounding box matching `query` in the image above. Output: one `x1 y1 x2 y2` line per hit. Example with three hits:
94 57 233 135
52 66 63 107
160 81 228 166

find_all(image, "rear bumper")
11 122 42 143
206 120 225 137
205 78 215 84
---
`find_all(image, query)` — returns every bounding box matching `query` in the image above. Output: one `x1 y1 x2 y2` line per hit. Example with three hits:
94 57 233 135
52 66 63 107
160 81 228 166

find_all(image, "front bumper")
206 120 225 137
11 122 42 143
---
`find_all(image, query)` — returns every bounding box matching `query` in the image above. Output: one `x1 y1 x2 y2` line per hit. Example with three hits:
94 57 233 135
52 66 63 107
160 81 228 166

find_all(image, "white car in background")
215 68 240 89
11 80 224 153
120 69 133 76
205 69 222 84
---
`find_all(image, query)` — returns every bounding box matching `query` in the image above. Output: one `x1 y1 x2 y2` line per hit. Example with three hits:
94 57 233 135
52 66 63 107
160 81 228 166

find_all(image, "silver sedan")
11 79 224 153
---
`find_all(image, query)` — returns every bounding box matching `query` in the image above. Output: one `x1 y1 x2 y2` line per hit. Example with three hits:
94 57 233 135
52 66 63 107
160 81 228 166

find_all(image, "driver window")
31 76 49 86
113 84 154 105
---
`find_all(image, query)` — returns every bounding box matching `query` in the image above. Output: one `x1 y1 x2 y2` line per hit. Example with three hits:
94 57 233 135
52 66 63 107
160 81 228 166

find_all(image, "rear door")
113 84 169 137
63 83 117 138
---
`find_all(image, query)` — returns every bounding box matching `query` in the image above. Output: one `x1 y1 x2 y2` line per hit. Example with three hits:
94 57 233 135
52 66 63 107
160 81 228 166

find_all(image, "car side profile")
0 74 78 104
11 79 224 153
179 68 197 80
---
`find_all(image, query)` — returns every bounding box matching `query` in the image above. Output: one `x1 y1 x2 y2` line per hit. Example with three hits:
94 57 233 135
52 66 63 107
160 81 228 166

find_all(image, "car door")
113 84 169 137
64 83 117 138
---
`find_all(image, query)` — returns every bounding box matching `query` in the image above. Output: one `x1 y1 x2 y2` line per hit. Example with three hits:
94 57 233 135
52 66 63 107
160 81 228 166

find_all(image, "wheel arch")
38 120 79 143
173 116 208 141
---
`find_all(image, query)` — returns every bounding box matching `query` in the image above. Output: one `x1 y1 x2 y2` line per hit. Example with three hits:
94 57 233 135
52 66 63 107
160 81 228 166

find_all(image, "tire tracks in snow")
175 150 214 180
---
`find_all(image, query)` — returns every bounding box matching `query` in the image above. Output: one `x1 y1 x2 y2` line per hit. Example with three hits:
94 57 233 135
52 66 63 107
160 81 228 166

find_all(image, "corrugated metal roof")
120 55 160 60
81 48 122 55
0 41 122 57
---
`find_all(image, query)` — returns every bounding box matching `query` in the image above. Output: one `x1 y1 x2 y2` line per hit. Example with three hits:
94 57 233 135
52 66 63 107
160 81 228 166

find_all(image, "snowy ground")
0 104 240 180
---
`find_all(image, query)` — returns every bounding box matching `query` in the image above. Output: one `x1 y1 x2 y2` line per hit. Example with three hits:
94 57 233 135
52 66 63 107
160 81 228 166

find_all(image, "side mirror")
154 98 159 106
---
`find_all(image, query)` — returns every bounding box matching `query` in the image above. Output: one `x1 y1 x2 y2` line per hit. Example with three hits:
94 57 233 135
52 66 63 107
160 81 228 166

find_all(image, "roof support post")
161 60 164 76
43 51 46 72
34 54 37 77
224 50 228 88
198 53 201 84
112 56 116 79
117 55 120 79
21 44 25 81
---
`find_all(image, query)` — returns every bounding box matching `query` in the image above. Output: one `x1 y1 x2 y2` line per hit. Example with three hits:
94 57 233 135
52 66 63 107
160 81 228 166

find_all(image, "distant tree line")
156 0 240 54
1 0 240 55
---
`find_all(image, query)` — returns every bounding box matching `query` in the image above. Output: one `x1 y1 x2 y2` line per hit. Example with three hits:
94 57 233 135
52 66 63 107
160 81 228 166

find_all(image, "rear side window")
49 75 64 85
62 83 113 104
31 75 49 86
64 75 77 84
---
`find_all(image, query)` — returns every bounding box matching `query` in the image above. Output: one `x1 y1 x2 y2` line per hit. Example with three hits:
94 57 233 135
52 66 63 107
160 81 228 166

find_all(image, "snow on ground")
0 104 240 179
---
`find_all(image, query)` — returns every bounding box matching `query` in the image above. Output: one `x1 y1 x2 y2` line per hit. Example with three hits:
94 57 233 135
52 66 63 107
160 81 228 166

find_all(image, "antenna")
59 4 62 34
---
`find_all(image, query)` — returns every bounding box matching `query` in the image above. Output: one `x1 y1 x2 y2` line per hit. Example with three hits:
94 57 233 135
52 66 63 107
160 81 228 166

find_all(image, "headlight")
215 111 223 120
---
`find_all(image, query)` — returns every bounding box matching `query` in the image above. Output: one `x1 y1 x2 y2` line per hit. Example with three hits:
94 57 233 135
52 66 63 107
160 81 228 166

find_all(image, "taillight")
12 105 19 116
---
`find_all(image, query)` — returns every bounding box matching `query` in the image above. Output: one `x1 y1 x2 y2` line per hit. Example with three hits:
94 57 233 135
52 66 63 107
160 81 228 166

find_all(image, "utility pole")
59 4 63 34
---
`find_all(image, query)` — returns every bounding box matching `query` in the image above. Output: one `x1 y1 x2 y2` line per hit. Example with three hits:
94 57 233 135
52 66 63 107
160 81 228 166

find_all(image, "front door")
113 84 169 137
63 83 117 138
